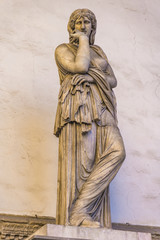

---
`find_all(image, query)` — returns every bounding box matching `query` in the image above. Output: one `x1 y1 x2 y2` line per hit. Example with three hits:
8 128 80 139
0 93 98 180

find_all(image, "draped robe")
54 43 125 227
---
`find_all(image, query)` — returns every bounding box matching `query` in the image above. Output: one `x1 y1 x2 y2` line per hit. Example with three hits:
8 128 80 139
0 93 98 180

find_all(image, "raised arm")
55 32 90 74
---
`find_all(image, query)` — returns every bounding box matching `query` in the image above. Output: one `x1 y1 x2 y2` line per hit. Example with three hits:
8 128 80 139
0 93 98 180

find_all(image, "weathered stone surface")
27 224 152 240
0 214 55 240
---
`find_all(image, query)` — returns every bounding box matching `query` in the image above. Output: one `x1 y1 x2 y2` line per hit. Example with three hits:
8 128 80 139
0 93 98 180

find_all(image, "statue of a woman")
54 9 125 228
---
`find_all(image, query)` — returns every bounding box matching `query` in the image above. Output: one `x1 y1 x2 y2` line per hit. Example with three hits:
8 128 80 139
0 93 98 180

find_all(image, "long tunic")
54 43 125 227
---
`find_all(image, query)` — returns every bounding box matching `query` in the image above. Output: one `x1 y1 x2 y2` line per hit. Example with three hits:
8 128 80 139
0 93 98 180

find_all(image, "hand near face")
70 30 89 40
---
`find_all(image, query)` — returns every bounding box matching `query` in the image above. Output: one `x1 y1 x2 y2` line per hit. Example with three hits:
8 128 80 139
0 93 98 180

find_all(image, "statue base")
26 224 152 240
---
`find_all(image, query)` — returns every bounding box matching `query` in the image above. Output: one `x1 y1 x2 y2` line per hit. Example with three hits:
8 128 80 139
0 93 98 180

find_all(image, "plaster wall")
0 0 160 226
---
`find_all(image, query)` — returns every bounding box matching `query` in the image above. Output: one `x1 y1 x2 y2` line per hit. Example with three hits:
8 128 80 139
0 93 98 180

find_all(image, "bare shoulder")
55 44 68 54
55 44 74 61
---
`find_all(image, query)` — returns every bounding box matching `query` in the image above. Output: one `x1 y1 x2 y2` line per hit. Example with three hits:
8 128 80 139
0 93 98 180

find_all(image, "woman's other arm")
94 45 117 88
105 63 117 88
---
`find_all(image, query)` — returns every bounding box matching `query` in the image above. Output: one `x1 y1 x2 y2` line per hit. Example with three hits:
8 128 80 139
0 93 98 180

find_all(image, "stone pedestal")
26 224 152 240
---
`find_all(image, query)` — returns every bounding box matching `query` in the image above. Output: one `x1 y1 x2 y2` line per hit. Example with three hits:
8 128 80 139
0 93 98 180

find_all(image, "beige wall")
0 0 160 226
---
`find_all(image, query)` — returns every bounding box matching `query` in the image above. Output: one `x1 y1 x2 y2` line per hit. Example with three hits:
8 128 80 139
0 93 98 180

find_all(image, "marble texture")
0 0 160 226
26 224 152 240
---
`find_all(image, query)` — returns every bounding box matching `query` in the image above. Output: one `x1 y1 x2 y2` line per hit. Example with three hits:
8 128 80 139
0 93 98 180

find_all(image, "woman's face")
74 16 92 38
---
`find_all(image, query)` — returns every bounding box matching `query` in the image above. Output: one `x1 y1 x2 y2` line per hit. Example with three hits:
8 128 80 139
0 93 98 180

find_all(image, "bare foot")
81 218 101 228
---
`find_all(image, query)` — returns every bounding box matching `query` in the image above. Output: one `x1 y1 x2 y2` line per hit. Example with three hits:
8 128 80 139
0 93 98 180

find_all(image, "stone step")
26 224 152 240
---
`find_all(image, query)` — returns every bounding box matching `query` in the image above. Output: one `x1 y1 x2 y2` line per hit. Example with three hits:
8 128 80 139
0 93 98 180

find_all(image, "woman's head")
67 9 97 45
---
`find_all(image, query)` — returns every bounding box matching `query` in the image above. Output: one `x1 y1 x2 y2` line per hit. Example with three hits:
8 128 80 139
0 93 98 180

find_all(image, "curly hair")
67 9 97 45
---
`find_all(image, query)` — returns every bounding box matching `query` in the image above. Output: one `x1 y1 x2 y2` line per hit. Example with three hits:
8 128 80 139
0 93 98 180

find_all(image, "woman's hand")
70 30 89 40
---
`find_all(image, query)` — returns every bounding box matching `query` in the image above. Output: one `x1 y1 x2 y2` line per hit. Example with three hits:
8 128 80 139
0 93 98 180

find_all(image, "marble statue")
54 9 126 228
